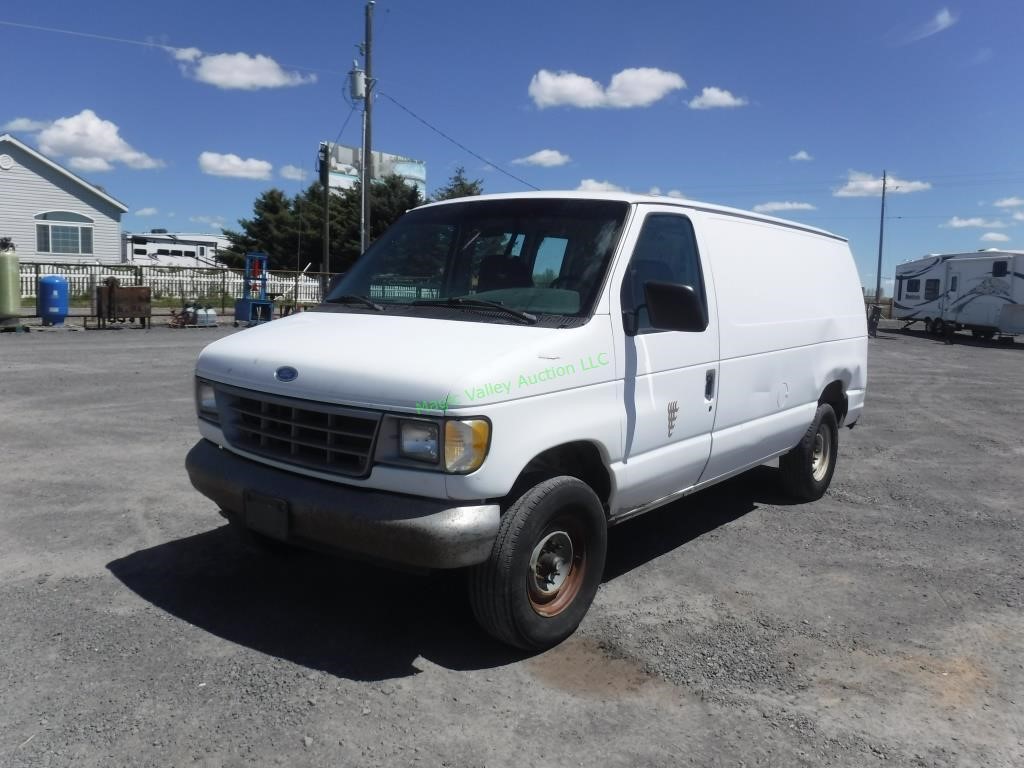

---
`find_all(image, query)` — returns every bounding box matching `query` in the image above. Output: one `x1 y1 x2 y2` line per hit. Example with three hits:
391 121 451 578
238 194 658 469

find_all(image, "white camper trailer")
894 251 1024 339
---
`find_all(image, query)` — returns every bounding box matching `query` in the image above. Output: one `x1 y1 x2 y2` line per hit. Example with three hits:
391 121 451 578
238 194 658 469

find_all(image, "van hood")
196 310 613 413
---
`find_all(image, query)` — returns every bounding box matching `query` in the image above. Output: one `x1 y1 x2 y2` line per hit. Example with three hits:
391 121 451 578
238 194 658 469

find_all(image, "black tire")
779 404 838 501
468 476 607 650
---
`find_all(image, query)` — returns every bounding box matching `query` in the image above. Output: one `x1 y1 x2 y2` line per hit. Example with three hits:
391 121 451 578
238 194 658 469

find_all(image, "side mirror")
644 281 708 332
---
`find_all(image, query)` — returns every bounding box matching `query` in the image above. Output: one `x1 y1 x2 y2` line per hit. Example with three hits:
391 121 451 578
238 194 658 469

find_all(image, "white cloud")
981 232 1009 242
512 149 571 167
906 8 959 43
173 48 316 90
2 117 50 132
529 67 685 109
135 207 158 217
190 215 226 230
833 170 931 197
172 47 202 62
942 216 1007 228
279 164 308 181
577 179 625 192
994 196 1024 208
753 201 817 213
971 48 994 65
789 149 813 162
199 151 272 180
1014 211 1024 222
688 86 748 110
37 109 163 171
69 156 113 172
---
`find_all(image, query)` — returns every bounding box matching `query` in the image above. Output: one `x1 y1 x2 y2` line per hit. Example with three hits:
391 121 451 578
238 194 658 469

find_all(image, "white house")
0 133 129 265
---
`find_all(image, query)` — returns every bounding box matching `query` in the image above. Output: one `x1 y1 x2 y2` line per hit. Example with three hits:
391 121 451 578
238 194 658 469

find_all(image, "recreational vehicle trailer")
893 251 1024 340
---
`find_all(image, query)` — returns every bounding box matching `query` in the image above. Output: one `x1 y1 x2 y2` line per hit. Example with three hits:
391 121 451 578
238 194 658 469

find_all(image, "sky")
2 0 1022 292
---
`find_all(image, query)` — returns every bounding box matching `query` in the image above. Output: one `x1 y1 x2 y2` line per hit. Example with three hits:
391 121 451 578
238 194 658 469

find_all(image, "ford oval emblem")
275 366 298 382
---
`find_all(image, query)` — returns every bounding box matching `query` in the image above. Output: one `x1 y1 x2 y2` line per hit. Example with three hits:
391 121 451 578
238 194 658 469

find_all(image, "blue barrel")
38 275 69 326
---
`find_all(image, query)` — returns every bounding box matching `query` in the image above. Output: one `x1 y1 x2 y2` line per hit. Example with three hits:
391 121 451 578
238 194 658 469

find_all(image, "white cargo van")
186 192 867 649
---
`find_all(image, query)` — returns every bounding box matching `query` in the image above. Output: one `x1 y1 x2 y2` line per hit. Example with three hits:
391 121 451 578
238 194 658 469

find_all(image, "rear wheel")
468 476 606 650
779 404 838 501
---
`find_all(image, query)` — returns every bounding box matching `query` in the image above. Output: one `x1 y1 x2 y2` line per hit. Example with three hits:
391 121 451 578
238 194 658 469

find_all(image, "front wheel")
779 404 838 501
468 476 607 650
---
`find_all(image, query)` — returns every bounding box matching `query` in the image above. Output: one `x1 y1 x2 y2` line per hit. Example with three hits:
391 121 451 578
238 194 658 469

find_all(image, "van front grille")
217 386 380 477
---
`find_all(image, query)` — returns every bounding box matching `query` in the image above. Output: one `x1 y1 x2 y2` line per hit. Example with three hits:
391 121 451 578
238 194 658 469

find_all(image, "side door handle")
704 369 716 402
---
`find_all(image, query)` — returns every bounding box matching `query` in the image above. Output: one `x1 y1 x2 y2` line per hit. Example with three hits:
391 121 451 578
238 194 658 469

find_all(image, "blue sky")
2 1 1022 291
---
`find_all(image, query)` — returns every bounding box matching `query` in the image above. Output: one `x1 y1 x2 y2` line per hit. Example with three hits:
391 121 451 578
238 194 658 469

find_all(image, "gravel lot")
1 323 1021 767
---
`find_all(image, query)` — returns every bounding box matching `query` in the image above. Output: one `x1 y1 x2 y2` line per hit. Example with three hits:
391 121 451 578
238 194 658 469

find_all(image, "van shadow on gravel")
107 467 786 681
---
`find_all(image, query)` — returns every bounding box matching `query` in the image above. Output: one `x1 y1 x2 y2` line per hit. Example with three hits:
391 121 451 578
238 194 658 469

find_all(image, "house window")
993 261 1008 277
950 276 958 291
199 246 206 256
905 278 921 296
34 211 94 255
924 279 940 301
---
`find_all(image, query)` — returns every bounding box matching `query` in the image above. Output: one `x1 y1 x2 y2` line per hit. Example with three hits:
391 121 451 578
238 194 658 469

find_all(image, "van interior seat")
477 254 533 293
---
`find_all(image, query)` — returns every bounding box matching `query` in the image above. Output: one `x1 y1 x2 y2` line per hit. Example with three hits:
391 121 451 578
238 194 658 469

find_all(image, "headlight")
195 379 219 423
444 419 490 473
399 420 440 463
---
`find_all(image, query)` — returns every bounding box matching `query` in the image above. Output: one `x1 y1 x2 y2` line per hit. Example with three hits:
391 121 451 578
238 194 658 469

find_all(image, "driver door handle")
705 369 716 402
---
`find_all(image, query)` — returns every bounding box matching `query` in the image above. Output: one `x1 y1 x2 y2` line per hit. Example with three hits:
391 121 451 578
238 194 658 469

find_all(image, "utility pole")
295 194 302 308
360 0 375 254
875 169 887 304
318 141 330 293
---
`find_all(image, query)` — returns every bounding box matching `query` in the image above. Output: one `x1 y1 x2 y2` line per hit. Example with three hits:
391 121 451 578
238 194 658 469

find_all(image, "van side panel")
695 214 867 483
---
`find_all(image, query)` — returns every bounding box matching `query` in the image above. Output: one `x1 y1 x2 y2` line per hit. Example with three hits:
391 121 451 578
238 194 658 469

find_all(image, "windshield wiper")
411 297 537 324
324 294 384 311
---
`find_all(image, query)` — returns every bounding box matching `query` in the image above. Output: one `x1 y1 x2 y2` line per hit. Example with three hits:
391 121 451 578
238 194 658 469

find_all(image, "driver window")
621 213 707 334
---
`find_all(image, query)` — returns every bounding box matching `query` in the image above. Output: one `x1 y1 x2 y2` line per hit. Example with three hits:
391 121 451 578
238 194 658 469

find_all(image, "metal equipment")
0 237 29 333
234 252 274 328
90 277 152 329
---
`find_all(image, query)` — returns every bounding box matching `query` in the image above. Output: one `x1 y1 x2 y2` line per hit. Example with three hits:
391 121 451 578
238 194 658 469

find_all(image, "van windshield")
325 198 629 322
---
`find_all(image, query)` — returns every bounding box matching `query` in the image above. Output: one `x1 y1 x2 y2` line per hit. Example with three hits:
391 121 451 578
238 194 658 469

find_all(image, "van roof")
419 190 847 243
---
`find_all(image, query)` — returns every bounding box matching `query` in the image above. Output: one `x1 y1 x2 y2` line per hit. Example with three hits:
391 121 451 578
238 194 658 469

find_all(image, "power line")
377 91 539 191
332 103 358 147
0 18 335 75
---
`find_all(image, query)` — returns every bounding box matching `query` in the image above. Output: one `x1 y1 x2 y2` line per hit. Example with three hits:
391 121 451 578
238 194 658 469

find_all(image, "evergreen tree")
430 165 483 201
221 176 423 274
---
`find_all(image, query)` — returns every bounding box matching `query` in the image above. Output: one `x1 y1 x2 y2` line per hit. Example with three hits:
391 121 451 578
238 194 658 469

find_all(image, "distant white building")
122 231 232 267
326 142 427 199
0 133 129 264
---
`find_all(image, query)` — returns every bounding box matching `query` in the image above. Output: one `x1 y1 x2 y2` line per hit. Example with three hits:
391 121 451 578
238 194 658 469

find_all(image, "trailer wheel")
468 476 606 651
780 404 838 502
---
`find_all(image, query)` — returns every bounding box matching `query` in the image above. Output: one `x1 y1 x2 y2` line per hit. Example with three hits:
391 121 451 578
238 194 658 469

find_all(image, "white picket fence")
19 263 326 304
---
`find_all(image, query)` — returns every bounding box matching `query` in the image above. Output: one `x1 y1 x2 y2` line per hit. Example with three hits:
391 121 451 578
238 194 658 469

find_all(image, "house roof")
0 133 130 213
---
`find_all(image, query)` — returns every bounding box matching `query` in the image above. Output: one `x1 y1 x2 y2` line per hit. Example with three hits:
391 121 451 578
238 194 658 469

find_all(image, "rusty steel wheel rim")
527 522 587 617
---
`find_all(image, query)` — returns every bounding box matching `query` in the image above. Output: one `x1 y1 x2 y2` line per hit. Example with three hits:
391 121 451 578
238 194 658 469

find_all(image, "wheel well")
507 442 612 515
819 380 848 426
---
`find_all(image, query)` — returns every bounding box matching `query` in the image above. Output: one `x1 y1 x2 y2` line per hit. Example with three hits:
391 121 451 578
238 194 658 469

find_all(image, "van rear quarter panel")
696 214 867 479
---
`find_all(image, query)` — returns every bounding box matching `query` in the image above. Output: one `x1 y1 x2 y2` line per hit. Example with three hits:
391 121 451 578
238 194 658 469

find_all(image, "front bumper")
185 439 500 569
